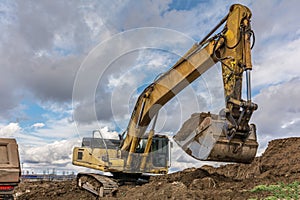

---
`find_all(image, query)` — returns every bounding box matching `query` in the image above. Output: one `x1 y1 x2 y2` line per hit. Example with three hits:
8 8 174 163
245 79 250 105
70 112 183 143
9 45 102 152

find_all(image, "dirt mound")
16 137 300 200
15 180 94 200
260 137 300 177
203 137 300 181
118 137 300 200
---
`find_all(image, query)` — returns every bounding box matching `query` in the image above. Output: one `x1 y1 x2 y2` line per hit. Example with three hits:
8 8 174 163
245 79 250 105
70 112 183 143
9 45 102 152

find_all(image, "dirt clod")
16 137 300 200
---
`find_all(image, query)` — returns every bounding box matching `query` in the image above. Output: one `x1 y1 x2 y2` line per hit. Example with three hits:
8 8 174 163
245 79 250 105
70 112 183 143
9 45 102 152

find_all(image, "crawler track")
77 173 118 197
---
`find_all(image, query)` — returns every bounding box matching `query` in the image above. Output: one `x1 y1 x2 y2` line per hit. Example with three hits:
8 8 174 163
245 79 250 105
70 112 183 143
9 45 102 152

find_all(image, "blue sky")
168 0 204 11
1 0 300 173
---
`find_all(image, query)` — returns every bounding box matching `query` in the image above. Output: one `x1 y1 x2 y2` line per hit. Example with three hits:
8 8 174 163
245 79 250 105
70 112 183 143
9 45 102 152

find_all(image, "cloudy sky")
1 0 300 174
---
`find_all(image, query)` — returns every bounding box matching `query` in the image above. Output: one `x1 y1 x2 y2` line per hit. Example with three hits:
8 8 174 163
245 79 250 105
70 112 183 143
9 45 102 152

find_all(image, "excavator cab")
73 130 170 174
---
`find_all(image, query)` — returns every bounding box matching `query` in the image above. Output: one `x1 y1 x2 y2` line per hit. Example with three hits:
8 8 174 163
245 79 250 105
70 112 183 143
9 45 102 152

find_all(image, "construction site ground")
15 137 300 200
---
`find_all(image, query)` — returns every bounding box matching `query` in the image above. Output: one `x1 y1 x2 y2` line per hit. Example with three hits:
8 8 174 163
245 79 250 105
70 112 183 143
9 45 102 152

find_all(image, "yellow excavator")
73 4 258 197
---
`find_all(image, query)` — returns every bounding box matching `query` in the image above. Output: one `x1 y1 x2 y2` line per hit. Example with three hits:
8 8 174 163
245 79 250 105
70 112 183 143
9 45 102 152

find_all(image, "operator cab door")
151 137 169 168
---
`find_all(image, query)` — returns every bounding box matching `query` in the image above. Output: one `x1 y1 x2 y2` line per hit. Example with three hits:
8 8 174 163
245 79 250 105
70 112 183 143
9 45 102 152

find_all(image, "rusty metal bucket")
173 113 258 164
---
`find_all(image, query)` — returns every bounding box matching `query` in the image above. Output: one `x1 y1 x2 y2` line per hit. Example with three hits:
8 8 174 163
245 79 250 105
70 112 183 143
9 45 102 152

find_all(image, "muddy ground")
15 137 300 200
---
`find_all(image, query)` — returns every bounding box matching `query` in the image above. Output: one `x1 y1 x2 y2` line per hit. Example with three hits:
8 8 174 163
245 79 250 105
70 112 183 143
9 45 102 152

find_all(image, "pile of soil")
16 137 300 200
15 180 94 200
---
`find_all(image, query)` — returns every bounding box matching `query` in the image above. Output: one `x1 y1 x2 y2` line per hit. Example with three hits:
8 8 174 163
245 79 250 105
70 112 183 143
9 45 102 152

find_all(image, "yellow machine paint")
73 130 170 174
72 4 258 197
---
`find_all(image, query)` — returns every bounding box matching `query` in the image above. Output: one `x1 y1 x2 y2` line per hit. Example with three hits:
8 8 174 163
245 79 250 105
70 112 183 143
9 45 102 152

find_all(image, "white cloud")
252 37 300 89
253 78 300 152
97 126 119 140
31 123 45 129
0 122 21 138
26 118 75 141
22 139 79 164
281 118 300 129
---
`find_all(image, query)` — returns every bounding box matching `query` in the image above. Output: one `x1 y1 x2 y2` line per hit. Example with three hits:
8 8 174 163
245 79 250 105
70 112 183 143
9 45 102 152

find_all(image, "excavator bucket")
173 113 258 164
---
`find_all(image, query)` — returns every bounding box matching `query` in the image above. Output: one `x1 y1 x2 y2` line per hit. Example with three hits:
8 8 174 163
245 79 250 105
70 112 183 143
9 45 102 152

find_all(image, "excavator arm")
121 4 258 167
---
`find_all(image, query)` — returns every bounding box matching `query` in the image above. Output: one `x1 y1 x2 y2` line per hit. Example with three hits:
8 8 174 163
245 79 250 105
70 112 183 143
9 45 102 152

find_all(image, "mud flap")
173 116 258 164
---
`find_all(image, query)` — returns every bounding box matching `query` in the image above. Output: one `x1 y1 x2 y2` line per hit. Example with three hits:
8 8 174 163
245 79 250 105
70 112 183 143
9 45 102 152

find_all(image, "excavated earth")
16 137 300 200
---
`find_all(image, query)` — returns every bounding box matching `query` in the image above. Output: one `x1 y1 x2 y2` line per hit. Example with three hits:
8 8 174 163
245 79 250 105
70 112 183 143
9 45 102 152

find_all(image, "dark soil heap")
16 137 300 200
